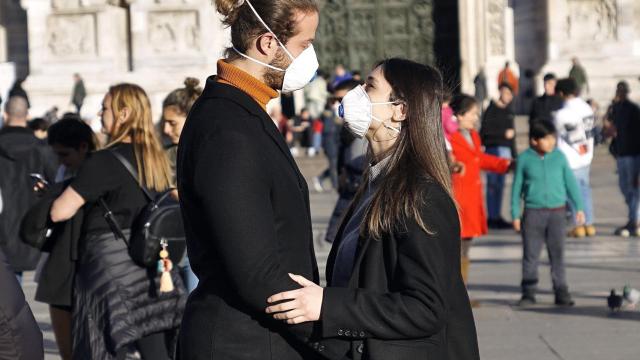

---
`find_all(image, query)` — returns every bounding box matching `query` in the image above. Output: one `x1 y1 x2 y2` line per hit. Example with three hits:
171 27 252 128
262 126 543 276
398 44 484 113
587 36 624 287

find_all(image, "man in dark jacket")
607 81 640 236
0 96 57 282
529 73 564 126
480 83 516 229
177 1 347 359
0 248 44 360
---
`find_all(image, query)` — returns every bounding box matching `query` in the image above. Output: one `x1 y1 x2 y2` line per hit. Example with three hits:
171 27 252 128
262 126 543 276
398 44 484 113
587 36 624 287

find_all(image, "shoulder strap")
109 148 154 201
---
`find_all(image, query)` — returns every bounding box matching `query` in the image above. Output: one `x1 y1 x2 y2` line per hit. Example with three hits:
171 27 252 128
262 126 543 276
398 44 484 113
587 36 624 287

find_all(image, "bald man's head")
4 96 29 126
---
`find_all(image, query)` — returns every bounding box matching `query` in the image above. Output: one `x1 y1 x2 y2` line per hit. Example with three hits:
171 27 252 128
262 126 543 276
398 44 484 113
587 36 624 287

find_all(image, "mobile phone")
29 173 49 187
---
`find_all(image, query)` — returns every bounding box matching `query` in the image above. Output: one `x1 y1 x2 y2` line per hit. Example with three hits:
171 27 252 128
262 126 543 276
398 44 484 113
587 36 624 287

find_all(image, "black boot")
518 279 537 306
554 287 575 307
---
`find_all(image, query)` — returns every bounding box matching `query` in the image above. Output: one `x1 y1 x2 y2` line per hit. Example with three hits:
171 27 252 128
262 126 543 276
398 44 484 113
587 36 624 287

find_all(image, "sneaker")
312 176 324 192
517 295 536 307
614 223 633 237
585 225 597 237
567 226 586 238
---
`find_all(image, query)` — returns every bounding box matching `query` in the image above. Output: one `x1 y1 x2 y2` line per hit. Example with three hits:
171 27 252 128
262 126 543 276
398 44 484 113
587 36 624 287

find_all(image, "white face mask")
339 85 401 139
233 0 319 93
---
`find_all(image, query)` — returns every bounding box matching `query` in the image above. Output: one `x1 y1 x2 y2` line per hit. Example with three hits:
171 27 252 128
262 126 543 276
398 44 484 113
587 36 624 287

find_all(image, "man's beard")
264 48 290 91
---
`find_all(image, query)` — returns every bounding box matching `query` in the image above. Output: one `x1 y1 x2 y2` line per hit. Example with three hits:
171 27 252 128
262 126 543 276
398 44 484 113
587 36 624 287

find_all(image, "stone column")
459 0 518 100
0 24 6 63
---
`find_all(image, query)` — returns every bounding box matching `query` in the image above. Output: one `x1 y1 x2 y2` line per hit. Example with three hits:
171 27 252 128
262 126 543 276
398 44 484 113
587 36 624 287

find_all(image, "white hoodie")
553 97 595 170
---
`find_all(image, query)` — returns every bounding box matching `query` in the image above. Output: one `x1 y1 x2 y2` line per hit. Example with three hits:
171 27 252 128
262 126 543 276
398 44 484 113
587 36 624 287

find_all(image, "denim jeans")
616 155 640 224
568 165 594 225
485 146 512 220
179 256 199 293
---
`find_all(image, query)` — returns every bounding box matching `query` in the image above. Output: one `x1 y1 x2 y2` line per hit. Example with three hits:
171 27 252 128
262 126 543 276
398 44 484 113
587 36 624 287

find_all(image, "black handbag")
99 149 186 268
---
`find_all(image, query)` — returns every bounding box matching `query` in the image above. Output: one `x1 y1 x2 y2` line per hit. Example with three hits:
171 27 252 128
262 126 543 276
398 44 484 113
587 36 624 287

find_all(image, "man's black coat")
176 79 347 360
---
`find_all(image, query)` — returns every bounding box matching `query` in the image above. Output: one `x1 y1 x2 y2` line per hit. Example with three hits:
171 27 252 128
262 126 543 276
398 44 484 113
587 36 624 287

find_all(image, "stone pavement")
25 133 640 360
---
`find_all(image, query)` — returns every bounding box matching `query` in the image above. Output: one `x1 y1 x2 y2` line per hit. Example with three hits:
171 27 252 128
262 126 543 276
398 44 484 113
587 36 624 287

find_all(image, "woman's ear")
392 103 407 122
118 107 130 125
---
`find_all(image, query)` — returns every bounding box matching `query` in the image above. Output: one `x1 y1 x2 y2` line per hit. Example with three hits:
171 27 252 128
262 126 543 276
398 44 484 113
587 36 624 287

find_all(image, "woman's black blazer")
320 179 480 360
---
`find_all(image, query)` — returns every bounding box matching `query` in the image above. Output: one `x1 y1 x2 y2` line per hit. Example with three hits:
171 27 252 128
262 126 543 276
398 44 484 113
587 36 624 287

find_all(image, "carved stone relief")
47 13 96 57
51 0 119 10
487 0 506 56
148 10 200 55
566 0 618 41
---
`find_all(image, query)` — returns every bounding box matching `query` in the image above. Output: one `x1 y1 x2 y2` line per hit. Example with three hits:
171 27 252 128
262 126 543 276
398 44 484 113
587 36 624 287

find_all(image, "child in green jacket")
511 120 585 306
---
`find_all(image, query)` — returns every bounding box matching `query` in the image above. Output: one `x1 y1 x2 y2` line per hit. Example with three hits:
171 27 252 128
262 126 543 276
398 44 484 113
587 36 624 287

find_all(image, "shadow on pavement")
517 306 640 322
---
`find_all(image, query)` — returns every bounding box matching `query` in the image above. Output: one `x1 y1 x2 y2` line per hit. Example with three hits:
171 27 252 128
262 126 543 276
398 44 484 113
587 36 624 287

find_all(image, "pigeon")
607 289 623 311
623 285 640 309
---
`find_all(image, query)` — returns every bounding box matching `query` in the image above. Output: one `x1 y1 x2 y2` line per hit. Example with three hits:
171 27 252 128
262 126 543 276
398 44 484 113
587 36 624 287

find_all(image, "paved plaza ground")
25 120 640 359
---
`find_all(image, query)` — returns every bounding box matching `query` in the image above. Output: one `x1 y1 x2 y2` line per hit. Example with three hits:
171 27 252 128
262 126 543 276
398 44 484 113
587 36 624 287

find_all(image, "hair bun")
215 0 245 25
184 77 200 90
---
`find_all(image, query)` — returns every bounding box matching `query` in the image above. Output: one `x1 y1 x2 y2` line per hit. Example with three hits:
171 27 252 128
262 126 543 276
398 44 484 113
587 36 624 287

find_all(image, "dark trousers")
521 208 568 294
116 332 170 360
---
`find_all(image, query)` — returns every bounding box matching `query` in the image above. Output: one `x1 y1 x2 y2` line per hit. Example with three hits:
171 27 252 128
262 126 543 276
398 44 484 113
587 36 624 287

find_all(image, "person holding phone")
22 116 98 360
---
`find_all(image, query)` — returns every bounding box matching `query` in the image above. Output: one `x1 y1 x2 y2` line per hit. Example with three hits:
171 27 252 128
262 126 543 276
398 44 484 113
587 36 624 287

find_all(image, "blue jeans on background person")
179 256 198 293
313 132 323 154
616 155 640 225
568 165 594 225
485 146 512 220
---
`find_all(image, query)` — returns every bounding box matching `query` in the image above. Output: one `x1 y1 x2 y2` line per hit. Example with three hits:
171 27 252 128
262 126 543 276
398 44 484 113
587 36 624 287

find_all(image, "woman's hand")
265 273 323 324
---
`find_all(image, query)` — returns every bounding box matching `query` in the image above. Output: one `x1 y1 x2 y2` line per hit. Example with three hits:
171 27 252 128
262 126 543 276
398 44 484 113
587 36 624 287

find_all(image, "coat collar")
200 77 305 187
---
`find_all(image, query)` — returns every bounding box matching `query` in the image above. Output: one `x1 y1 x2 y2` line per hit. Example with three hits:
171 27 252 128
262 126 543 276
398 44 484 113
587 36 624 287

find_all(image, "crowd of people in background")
0 49 639 359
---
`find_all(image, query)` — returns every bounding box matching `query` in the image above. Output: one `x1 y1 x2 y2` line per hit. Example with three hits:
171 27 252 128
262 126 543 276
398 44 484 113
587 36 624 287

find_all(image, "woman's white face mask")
338 85 401 139
232 0 319 93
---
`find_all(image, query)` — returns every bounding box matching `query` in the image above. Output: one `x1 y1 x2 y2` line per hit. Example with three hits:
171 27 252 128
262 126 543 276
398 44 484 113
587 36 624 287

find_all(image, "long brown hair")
360 58 452 239
214 0 318 58
107 83 172 192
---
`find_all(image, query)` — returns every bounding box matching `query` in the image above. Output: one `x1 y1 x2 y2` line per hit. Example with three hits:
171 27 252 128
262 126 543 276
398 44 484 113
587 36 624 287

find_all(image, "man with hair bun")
177 1 348 359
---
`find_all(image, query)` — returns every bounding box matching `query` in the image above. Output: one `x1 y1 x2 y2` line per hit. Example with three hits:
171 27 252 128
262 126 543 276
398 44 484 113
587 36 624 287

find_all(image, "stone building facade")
1 0 639 121
1 0 229 121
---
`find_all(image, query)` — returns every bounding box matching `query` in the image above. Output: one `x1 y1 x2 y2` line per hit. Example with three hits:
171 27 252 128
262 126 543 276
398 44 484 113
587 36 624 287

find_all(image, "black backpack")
99 149 186 268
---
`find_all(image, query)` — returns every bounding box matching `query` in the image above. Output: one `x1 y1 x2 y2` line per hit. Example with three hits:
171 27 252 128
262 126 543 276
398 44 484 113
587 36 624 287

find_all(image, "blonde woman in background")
50 84 186 360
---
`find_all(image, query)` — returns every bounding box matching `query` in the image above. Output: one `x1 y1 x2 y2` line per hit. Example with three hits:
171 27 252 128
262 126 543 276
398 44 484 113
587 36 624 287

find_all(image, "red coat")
450 130 510 239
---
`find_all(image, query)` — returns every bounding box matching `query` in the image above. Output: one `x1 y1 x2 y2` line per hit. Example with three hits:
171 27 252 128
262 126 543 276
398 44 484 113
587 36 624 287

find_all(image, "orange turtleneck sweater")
216 60 278 111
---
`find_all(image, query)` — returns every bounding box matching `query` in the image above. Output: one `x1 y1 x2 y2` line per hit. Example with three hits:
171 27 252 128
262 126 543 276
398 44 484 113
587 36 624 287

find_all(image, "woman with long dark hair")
49 84 186 359
265 58 480 360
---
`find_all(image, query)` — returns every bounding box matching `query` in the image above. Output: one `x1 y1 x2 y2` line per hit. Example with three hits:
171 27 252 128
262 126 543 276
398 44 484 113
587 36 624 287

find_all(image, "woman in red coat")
449 94 511 290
